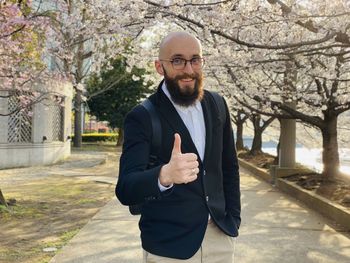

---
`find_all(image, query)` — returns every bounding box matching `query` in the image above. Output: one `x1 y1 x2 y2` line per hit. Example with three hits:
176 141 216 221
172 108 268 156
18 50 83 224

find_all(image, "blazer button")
203 170 206 176
206 196 209 202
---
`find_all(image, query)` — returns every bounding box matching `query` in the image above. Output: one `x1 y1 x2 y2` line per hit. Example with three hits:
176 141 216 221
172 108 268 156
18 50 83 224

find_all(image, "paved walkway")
49 167 350 263
0 150 112 185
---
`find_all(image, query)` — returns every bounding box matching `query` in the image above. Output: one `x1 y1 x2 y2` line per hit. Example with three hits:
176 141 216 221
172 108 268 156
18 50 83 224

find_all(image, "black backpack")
128 91 226 215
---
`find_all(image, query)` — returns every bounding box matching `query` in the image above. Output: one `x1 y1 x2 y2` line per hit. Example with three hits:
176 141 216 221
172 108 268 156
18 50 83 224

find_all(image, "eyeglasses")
160 57 205 70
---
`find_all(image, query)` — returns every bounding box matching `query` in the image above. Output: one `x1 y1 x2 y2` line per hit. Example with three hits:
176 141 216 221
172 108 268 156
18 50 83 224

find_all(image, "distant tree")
86 56 153 146
232 109 249 151
249 113 275 155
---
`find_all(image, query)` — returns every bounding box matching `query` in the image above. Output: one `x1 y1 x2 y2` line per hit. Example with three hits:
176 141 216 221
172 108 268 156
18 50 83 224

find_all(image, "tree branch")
87 75 126 100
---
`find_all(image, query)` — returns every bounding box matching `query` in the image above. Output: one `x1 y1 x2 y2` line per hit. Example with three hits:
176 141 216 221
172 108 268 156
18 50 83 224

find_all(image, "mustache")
174 73 199 81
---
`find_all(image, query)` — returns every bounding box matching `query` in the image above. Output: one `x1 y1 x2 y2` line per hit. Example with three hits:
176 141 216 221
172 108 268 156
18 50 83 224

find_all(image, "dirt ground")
238 150 350 208
0 145 120 263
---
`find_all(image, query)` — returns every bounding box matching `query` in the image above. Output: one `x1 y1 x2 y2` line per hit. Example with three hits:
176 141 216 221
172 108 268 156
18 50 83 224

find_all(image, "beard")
163 68 204 107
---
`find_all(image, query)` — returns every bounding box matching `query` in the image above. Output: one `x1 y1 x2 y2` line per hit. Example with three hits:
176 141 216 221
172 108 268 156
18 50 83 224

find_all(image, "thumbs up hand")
159 133 199 186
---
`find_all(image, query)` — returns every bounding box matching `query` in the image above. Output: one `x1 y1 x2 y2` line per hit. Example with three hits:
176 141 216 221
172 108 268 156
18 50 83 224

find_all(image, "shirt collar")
161 81 201 113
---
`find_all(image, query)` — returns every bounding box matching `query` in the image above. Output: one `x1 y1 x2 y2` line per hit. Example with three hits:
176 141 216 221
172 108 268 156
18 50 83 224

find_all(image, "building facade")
0 81 72 169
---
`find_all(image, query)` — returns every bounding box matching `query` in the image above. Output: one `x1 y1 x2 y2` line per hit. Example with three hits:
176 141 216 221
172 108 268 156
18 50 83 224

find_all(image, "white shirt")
158 82 206 191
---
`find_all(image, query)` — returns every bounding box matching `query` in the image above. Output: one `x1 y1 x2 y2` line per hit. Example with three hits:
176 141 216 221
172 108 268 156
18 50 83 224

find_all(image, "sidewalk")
0 150 111 185
49 167 350 263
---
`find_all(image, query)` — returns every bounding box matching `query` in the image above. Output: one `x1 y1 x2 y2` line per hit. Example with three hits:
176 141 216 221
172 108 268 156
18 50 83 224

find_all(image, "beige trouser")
143 220 236 263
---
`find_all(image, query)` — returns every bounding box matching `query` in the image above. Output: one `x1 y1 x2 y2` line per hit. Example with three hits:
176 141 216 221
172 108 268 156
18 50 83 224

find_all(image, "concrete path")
50 168 350 263
0 151 110 184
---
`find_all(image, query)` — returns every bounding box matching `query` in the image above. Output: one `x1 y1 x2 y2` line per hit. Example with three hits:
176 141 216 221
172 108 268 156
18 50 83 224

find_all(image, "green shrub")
71 133 118 142
83 129 97 134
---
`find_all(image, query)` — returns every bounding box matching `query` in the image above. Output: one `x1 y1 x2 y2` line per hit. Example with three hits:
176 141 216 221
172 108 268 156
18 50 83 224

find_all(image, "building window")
50 99 64 142
7 94 33 143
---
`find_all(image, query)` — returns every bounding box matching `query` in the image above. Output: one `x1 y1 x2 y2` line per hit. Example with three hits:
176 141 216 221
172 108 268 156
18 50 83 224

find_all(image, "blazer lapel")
201 91 214 166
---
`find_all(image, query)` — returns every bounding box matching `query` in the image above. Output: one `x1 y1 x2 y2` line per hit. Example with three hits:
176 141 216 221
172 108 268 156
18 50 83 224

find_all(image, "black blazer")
116 81 241 260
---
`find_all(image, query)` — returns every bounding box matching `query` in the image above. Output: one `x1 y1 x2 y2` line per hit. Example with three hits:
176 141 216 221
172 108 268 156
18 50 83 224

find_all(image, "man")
116 31 241 262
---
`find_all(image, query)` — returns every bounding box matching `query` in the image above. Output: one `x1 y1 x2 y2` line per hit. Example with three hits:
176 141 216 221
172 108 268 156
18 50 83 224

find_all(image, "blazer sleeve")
221 97 241 228
115 105 164 206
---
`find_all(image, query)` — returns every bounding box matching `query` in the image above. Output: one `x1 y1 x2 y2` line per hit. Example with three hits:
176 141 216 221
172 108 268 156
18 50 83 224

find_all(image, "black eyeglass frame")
159 57 205 70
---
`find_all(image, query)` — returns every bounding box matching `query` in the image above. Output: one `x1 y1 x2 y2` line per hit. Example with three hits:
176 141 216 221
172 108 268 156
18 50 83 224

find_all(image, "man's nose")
183 61 194 74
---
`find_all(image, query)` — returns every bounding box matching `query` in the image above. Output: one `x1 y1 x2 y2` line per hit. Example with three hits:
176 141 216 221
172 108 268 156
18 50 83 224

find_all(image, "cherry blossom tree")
0 0 52 116
2 0 349 177
0 0 52 205
206 66 251 151
40 0 151 147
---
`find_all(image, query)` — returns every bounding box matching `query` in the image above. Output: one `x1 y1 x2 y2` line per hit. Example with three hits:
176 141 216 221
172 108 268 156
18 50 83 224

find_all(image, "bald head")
154 31 204 106
158 32 202 59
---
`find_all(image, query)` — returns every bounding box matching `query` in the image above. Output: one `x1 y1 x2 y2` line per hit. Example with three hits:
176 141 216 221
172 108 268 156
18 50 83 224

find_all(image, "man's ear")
155 60 164 76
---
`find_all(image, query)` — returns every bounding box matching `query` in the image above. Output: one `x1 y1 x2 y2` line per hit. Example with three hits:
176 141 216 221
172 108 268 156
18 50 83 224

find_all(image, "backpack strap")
208 91 227 123
141 99 161 165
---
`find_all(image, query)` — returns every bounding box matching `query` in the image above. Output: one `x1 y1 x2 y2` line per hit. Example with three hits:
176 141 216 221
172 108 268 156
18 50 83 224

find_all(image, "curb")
238 158 350 231
239 158 273 183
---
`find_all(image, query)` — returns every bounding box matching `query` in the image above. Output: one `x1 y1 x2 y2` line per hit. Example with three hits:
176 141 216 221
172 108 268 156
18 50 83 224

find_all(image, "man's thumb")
172 133 182 154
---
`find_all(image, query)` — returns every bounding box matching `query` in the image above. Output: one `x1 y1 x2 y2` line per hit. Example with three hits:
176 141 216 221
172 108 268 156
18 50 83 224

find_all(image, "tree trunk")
0 189 7 207
275 123 281 164
279 116 296 167
321 113 340 177
278 60 297 168
73 24 86 148
73 89 83 148
116 128 124 146
250 129 263 155
235 121 244 151
249 115 263 155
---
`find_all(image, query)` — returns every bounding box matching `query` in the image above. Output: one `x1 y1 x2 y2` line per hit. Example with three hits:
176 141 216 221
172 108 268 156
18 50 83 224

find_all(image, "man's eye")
172 58 184 65
191 58 200 64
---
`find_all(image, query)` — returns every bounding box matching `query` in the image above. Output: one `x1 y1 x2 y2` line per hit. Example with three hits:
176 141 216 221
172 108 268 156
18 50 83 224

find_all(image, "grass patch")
0 145 117 263
42 229 80 250
0 204 9 213
60 229 80 243
75 198 99 205
0 203 44 221
0 248 22 262
0 177 114 263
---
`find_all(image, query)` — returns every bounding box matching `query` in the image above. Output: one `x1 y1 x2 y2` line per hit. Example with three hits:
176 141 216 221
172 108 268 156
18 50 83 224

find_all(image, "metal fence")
7 93 64 143
48 100 64 142
7 95 33 143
